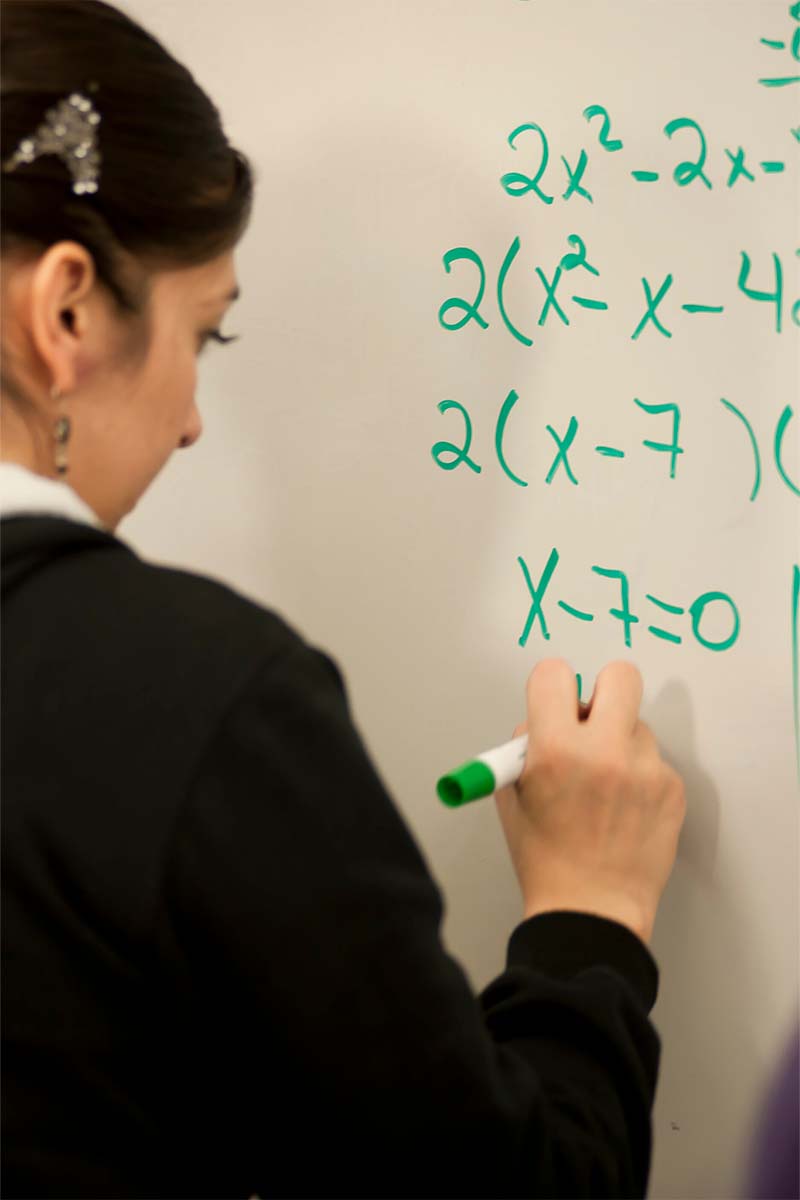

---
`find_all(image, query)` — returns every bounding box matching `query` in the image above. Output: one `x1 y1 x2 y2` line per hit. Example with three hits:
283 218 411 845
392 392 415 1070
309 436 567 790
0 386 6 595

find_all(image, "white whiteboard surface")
119 3 799 1196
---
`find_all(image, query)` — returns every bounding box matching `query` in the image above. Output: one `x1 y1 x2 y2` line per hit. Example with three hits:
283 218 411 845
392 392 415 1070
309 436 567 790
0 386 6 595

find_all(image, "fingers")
525 659 579 750
587 660 643 737
519 658 643 749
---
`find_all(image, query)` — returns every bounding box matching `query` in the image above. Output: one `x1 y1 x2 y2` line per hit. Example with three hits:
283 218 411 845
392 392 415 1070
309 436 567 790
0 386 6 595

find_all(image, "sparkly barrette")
1 85 102 195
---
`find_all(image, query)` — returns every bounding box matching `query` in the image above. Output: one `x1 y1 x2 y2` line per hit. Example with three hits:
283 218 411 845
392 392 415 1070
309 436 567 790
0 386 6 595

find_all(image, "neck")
0 394 58 480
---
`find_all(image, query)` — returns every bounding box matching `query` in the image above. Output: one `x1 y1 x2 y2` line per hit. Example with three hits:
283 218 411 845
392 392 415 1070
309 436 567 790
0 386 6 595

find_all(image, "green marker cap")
436 760 495 807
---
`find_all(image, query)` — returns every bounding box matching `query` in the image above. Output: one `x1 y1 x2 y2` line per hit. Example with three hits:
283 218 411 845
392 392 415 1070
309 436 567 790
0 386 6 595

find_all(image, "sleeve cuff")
506 911 659 1012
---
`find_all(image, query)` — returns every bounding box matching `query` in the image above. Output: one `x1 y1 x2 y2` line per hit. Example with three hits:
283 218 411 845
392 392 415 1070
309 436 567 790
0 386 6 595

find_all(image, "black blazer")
1 514 660 1200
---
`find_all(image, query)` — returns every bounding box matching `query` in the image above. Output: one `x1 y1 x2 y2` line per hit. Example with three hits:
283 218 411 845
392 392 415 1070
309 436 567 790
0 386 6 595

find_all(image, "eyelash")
198 329 240 354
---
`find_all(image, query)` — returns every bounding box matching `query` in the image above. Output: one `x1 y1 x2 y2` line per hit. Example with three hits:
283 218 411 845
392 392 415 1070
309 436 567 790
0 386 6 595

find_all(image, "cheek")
166 341 198 422
140 341 197 444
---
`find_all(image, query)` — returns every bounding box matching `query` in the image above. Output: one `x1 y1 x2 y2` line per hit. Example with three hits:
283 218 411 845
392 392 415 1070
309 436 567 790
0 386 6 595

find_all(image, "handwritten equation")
516 547 740 652
438 237 800 344
431 391 799 501
498 109 798 207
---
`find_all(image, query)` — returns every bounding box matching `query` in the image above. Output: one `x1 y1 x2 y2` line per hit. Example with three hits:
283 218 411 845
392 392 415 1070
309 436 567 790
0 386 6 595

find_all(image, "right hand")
495 658 686 946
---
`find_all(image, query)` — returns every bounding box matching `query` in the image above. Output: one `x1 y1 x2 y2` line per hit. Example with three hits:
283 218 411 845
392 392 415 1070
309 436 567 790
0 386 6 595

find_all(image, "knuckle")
668 769 687 812
592 752 629 793
635 717 656 746
635 758 661 794
532 736 570 781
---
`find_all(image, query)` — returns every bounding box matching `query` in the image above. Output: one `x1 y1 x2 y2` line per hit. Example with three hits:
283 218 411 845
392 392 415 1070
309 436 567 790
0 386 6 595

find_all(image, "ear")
28 241 97 397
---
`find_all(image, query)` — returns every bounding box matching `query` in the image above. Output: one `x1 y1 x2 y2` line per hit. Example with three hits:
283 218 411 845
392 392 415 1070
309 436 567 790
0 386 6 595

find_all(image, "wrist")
522 895 654 946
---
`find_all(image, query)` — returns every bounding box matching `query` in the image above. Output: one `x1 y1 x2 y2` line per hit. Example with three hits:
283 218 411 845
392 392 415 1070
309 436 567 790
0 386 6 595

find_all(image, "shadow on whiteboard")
647 678 720 882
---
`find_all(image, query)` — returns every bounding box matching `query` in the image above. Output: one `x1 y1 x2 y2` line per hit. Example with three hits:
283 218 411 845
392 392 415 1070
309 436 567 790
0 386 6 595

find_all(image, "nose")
178 408 203 449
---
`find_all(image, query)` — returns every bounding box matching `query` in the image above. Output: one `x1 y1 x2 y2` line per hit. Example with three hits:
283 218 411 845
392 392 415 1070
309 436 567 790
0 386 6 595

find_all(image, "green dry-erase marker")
437 733 528 807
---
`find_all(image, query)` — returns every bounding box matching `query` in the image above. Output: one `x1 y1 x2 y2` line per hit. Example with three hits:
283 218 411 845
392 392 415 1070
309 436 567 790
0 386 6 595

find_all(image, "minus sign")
761 161 786 172
572 297 609 310
631 170 660 182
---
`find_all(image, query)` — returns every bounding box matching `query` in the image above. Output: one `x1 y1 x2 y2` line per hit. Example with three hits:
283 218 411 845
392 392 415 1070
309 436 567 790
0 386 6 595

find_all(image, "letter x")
536 266 570 327
631 273 674 340
545 417 579 484
725 147 755 187
517 548 559 646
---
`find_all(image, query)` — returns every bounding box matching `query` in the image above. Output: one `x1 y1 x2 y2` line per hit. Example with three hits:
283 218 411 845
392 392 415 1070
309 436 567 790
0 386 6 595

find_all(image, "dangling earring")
52 384 71 477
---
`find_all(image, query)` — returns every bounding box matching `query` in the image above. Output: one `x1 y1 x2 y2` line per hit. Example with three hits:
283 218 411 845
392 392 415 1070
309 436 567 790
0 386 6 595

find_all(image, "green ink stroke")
558 600 594 621
560 234 600 277
682 304 724 313
561 149 593 203
536 266 570 327
497 237 534 346
646 595 685 615
761 160 786 172
690 592 740 651
774 405 800 497
518 548 559 646
431 400 481 473
649 626 682 644
439 247 489 331
631 170 659 182
634 398 684 478
720 398 761 501
738 251 783 333
545 417 579 485
501 123 554 205
595 446 625 457
591 567 640 647
495 389 528 486
726 147 755 187
583 104 623 151
573 296 609 310
646 594 683 645
632 274 674 339
664 117 713 189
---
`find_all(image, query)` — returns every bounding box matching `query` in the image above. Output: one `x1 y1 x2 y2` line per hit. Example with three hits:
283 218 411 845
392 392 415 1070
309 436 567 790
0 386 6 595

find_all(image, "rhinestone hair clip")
1 85 102 195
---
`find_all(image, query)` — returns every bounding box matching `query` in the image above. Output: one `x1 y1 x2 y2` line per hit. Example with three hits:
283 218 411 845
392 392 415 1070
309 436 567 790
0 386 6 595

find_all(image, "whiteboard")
120 3 799 1196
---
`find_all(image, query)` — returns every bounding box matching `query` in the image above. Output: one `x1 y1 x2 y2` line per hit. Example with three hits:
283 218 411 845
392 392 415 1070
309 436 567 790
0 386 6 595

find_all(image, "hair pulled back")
1 0 255 318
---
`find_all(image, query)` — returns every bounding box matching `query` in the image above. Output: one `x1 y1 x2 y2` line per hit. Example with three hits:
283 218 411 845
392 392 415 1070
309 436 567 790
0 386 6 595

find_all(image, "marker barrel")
437 733 529 806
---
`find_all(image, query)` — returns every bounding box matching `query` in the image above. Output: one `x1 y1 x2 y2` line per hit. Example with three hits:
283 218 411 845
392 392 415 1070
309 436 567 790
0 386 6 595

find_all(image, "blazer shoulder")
3 515 308 692
126 547 306 669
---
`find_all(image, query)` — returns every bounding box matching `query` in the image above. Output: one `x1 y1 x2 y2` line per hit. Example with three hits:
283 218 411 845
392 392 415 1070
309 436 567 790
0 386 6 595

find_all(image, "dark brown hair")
0 0 255 319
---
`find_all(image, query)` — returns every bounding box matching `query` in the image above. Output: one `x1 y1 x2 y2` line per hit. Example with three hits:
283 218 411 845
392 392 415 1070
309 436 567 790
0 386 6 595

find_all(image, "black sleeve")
154 641 661 1200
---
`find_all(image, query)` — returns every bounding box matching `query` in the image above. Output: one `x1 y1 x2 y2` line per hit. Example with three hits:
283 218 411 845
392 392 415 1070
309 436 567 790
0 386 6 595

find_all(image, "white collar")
0 461 110 533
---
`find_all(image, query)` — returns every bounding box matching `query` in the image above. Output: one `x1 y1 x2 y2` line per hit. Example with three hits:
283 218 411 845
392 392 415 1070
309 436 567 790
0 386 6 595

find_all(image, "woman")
0 3 687 1197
